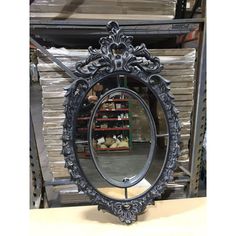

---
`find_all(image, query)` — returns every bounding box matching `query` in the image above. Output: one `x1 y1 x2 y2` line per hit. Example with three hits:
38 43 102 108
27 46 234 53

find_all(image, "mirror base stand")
96 196 157 224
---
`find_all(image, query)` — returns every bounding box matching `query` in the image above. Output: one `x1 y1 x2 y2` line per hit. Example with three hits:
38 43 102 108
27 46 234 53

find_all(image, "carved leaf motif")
75 21 163 77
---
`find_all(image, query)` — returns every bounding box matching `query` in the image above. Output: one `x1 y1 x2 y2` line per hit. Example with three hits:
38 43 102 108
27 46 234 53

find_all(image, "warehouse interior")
30 0 206 209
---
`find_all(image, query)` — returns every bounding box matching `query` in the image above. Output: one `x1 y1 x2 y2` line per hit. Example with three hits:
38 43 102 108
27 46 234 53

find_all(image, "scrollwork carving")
74 21 162 79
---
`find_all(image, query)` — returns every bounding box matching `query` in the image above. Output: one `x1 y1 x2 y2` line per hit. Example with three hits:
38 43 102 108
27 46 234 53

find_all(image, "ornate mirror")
62 21 181 224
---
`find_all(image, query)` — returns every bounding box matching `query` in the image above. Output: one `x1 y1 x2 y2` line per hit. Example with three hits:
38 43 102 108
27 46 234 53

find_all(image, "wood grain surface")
30 197 207 236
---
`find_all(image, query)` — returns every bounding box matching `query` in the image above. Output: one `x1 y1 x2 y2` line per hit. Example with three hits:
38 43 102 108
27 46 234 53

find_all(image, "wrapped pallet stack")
30 0 177 20
38 47 196 180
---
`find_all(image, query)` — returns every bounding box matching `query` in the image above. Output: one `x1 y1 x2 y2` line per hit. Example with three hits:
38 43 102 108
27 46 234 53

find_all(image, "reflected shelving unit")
77 95 132 153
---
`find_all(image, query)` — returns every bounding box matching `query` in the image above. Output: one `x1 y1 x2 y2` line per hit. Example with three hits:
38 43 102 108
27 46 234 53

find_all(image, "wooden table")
30 197 207 236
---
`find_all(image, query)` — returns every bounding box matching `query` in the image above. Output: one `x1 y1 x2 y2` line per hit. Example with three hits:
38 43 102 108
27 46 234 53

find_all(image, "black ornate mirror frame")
62 21 181 224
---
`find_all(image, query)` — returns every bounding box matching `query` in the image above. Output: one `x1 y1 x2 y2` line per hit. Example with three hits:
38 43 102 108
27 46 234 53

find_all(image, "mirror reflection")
90 90 152 186
75 77 169 200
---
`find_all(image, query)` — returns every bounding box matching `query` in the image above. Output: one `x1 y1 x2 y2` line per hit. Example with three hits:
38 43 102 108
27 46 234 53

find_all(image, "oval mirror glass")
74 79 169 200
88 88 157 188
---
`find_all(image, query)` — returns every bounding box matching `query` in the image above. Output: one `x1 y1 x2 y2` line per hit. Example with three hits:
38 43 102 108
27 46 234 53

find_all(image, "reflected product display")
62 21 181 224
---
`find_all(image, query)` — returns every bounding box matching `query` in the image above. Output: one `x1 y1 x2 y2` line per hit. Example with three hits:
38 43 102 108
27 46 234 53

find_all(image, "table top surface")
30 197 207 236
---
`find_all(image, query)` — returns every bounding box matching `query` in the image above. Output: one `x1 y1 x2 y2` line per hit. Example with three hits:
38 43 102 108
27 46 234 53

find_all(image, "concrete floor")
79 143 166 187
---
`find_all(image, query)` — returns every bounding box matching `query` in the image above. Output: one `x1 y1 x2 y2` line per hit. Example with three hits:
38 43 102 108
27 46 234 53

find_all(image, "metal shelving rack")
30 112 47 208
30 0 206 206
